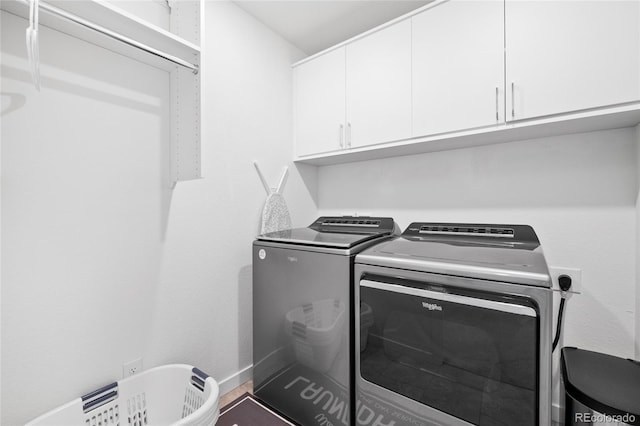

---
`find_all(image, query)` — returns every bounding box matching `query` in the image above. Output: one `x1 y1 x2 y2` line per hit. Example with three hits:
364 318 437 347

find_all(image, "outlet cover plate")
548 266 582 294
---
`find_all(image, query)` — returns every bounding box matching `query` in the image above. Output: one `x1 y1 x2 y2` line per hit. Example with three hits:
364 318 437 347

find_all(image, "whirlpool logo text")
422 301 443 312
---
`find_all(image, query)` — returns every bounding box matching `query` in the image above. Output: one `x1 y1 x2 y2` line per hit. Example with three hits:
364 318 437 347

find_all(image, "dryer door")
358 278 539 426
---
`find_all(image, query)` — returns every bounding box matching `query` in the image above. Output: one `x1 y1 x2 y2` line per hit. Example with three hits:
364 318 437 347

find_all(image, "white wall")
0 1 315 424
2 10 171 424
636 123 640 359
142 0 317 392
318 127 638 417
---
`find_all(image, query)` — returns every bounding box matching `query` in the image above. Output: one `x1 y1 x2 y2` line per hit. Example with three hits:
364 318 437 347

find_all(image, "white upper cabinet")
413 1 505 136
294 47 346 157
292 0 640 164
346 19 412 148
506 0 640 121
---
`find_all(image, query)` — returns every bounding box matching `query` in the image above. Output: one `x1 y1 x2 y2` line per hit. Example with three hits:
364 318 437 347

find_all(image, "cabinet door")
506 0 640 121
412 1 505 136
294 47 346 157
346 19 412 148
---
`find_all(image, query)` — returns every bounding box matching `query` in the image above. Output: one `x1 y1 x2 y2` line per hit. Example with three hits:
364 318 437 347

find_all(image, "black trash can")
561 347 640 425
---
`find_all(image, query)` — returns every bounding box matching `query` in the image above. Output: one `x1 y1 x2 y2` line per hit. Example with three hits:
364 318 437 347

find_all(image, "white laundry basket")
26 364 219 426
285 299 345 373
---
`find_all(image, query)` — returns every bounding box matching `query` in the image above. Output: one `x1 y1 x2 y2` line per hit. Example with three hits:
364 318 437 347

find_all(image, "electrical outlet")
123 358 143 377
548 266 582 294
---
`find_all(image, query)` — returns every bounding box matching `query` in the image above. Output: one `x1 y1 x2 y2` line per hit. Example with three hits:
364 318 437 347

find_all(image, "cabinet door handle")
347 122 352 147
495 87 499 122
339 124 344 148
511 82 515 119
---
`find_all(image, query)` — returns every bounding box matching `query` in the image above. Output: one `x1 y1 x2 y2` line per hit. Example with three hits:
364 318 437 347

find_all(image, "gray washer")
252 216 397 426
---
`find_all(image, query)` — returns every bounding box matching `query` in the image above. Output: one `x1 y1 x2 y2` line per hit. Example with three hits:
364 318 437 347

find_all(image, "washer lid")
357 222 550 287
256 216 396 249
257 227 382 249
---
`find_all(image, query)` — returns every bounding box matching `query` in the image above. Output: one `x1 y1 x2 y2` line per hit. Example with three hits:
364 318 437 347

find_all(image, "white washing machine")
354 222 552 426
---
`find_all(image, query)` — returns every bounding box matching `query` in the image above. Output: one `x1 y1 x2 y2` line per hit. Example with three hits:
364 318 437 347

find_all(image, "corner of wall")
201 0 320 388
636 123 640 359
292 162 319 213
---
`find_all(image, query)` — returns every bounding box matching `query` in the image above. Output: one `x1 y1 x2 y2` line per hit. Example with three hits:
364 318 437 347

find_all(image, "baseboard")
218 364 253 396
252 347 287 389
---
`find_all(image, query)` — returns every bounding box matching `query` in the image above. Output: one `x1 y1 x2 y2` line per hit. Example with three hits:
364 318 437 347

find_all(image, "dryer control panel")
404 222 540 244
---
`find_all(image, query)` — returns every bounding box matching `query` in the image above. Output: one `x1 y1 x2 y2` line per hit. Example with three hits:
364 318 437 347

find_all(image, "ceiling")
232 1 431 56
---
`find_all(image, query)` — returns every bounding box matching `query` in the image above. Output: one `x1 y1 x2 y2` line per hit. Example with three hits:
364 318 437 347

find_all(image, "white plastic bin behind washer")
285 299 345 373
26 364 219 426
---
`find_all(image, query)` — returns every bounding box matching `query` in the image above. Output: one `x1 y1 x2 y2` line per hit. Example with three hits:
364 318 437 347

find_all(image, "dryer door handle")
361 280 537 317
